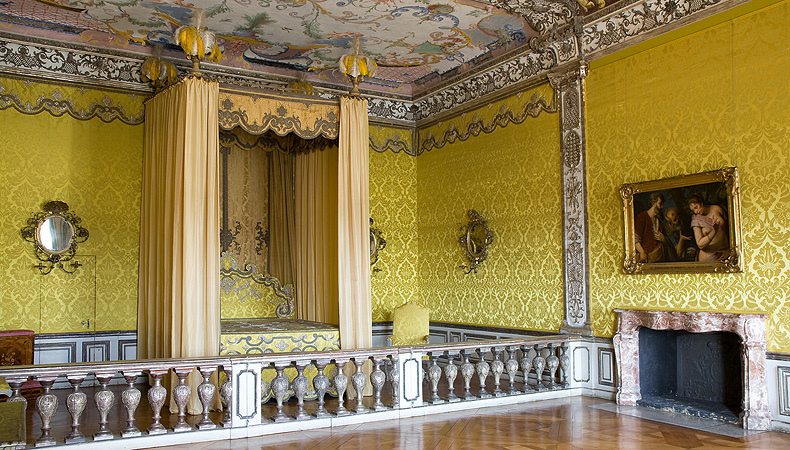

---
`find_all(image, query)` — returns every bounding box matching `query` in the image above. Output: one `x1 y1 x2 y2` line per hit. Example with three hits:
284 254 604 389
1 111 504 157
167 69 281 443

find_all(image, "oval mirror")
458 209 494 274
38 216 74 254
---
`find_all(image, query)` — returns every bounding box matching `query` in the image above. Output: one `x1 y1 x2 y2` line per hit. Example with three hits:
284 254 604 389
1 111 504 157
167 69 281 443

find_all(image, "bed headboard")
220 252 294 319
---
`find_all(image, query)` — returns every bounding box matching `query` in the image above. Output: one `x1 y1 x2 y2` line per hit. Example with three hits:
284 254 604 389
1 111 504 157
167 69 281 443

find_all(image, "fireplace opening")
638 327 743 423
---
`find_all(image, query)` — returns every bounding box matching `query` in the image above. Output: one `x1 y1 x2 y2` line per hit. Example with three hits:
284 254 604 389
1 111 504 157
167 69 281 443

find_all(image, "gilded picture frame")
620 167 742 274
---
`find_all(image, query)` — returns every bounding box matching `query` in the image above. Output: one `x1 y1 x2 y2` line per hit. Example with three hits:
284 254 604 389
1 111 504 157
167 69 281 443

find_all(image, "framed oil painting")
620 167 742 274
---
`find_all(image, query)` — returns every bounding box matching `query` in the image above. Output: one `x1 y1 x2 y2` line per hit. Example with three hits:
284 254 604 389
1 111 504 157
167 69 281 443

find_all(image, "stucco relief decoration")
582 0 723 55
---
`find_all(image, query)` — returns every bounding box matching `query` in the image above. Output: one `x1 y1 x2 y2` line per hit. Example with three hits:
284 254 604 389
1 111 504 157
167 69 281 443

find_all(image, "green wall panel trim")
0 93 143 333
586 0 790 352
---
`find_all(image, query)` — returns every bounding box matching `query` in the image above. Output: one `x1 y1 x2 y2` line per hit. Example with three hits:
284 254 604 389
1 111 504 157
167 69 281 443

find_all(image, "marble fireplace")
613 309 770 430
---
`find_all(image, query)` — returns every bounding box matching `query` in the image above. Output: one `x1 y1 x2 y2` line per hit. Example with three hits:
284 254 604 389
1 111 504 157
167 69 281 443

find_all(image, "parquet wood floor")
149 397 790 450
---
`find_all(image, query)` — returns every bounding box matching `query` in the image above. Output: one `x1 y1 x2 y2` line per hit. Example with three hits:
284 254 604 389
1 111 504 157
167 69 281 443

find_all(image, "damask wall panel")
369 136 419 321
415 84 564 332
0 80 143 333
586 0 790 352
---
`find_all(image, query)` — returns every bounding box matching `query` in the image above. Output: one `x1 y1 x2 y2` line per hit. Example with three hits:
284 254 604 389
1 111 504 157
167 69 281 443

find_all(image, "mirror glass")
38 216 74 253
468 223 487 256
370 232 377 258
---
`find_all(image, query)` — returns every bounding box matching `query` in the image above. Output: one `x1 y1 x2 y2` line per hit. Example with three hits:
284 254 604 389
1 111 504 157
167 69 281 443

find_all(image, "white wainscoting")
767 354 790 432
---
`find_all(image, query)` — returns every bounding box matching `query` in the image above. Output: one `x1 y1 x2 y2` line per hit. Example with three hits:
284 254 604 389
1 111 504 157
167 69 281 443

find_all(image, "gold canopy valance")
218 90 339 139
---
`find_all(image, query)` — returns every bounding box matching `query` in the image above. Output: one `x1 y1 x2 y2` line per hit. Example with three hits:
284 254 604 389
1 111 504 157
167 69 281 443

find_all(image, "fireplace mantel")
613 309 770 430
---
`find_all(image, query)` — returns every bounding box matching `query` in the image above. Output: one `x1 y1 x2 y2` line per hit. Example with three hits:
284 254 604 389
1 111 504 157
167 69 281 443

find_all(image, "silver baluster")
197 366 217 430
293 361 311 420
505 346 520 395
65 375 87 444
313 359 332 418
147 369 168 435
351 358 368 414
388 356 400 408
460 350 476 400
35 377 58 447
121 371 142 437
475 348 491 398
546 343 560 389
428 352 444 404
560 342 571 387
445 352 460 403
94 372 116 440
333 359 350 416
370 357 387 411
490 347 505 397
220 365 233 427
172 368 193 432
533 344 546 391
6 377 27 410
272 362 292 422
520 345 534 391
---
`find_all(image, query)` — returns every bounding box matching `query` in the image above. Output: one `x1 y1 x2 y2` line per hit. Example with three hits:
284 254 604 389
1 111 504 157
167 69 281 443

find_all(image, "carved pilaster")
549 61 593 336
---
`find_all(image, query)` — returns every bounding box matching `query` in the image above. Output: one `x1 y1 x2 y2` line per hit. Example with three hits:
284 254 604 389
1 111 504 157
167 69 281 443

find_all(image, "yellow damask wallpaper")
0 77 144 333
369 127 419 321
415 84 564 331
586 0 790 352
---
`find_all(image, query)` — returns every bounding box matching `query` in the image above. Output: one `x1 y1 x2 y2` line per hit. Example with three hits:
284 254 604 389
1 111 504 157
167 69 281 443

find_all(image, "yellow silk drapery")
295 143 340 324
337 96 372 397
138 77 221 415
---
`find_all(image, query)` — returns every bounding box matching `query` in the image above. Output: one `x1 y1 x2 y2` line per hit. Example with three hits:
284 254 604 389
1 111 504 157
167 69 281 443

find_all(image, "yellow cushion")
390 302 430 346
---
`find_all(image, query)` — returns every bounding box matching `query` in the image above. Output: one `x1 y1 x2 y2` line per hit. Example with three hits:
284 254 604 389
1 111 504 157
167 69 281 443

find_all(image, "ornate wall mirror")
370 218 386 275
21 201 89 274
458 209 494 274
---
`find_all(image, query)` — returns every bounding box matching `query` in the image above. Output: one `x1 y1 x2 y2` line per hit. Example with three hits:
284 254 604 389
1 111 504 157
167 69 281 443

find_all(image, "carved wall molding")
419 92 557 154
485 0 577 34
582 0 726 57
549 62 592 336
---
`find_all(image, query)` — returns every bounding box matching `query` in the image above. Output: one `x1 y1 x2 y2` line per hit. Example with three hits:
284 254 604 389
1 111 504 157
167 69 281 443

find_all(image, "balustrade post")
313 359 332 418
370 357 387 411
505 346 520 395
388 356 400 409
120 371 142 437
35 377 58 447
475 348 491 398
172 367 194 432
520 345 534 391
64 374 87 444
546 343 560 389
533 344 547 391
491 347 505 397
559 343 571 387
292 360 311 421
93 372 116 441
272 362 292 423
147 369 168 435
351 358 368 414
197 366 217 430
445 352 460 403
220 365 233 427
5 377 27 410
428 352 444 404
333 359 350 416
460 350 476 400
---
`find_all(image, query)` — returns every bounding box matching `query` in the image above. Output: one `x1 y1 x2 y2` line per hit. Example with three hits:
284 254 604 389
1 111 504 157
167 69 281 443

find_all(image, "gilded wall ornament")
458 210 494 274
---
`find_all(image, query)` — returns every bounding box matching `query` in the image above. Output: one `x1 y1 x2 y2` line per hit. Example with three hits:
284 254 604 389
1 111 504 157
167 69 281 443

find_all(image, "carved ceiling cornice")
0 0 740 124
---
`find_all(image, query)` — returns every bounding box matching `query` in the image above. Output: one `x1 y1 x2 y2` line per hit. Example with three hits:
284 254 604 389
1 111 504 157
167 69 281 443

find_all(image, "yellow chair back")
389 302 430 346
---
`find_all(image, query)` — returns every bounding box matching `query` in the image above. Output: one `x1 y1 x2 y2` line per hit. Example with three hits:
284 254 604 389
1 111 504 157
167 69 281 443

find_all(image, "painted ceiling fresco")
0 0 543 89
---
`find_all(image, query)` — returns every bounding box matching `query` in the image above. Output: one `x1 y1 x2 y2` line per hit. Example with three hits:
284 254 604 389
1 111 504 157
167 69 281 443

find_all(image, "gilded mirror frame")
458 209 494 274
21 200 89 274
370 218 386 274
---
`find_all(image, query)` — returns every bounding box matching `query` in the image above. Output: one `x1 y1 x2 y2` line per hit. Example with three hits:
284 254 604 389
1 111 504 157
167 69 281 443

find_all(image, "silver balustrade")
0 335 576 449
